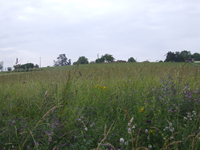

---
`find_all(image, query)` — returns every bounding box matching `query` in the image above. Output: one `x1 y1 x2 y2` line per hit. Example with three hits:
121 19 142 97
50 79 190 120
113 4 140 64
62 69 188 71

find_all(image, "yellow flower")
95 84 100 88
139 106 144 112
103 86 107 90
149 129 155 135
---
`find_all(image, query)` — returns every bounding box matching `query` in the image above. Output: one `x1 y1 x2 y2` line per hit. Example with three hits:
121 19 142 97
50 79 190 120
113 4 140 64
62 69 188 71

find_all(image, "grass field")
0 62 200 150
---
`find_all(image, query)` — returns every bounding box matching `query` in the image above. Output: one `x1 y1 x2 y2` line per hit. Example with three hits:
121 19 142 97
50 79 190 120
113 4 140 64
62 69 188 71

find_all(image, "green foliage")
77 56 89 64
95 54 115 63
7 67 12 71
0 61 3 71
14 63 34 70
54 54 71 66
128 57 136 62
192 53 200 61
35 64 39 68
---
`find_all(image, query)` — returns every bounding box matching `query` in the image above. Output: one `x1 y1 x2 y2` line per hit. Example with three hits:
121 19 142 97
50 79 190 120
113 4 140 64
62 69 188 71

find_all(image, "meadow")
0 62 200 150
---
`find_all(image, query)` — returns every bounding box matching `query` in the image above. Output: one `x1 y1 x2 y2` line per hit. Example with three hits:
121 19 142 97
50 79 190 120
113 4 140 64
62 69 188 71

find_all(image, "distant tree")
77 56 89 64
21 63 34 70
54 54 71 66
7 67 12 71
174 51 185 62
165 51 175 62
73 62 77 65
192 53 200 61
180 50 192 60
95 56 105 63
103 54 115 62
35 64 39 68
0 61 3 71
128 57 136 62
95 54 115 63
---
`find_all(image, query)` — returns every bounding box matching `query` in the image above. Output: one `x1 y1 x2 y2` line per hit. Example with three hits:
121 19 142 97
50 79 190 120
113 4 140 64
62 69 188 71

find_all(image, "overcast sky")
1 0 200 69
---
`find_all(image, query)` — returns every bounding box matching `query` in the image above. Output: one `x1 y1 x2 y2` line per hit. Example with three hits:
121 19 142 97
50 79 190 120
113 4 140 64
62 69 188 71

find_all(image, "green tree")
54 54 71 66
192 53 200 61
95 56 105 63
174 51 185 62
0 61 3 71
103 54 115 62
35 64 39 68
7 67 12 71
77 56 89 64
165 51 175 62
128 57 136 62
180 50 192 60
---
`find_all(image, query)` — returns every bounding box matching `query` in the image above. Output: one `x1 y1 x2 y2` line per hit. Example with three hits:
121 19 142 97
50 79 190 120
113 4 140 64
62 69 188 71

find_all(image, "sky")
1 0 200 69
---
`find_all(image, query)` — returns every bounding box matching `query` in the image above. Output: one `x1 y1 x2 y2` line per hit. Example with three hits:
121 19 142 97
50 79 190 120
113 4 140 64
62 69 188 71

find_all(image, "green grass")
0 62 200 149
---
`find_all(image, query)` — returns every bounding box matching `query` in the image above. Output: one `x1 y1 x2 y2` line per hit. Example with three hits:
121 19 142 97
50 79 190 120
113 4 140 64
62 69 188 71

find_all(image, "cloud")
1 0 200 68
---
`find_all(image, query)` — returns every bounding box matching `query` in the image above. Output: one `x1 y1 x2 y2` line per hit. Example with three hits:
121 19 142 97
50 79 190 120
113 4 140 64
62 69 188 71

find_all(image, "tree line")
2 50 199 71
53 54 136 66
164 50 200 62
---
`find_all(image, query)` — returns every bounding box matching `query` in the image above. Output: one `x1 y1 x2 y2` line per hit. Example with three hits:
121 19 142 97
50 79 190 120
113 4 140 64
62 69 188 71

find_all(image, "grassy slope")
0 62 200 149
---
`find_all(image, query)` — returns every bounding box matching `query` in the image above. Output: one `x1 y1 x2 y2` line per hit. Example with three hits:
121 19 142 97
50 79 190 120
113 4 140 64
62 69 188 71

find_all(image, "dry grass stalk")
164 132 179 146
191 132 200 149
96 123 114 149
136 127 142 149
33 105 63 131
163 141 183 150
136 147 149 150
29 128 38 150
106 142 116 150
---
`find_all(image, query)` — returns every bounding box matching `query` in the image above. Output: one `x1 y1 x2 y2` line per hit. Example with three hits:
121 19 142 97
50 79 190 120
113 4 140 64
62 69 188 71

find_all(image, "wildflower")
148 145 152 149
84 127 88 131
103 86 107 90
145 129 148 133
184 117 187 120
95 85 100 88
169 122 172 127
147 136 150 140
139 106 145 112
128 128 131 134
132 124 136 129
120 138 124 143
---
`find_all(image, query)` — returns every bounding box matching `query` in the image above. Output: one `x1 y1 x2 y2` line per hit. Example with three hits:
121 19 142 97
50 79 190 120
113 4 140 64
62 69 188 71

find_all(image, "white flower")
170 136 174 140
147 136 150 140
190 118 192 121
169 122 172 126
128 123 131 126
120 138 124 143
132 124 136 129
84 127 88 131
148 145 152 149
145 129 148 133
184 117 187 120
165 127 169 130
170 128 174 132
128 128 131 134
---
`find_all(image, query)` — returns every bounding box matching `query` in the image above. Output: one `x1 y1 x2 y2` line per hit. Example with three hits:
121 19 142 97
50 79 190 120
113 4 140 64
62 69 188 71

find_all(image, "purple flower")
168 109 172 113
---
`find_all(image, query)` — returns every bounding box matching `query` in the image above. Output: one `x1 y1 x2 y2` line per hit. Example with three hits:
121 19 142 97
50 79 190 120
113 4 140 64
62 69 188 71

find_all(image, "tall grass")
0 62 200 149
